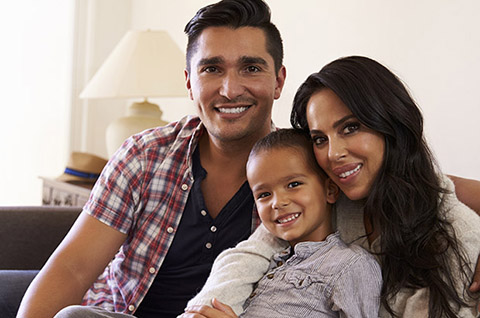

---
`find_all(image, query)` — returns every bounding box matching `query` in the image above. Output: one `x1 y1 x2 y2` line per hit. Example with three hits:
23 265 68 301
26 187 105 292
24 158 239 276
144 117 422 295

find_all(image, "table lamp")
79 30 187 156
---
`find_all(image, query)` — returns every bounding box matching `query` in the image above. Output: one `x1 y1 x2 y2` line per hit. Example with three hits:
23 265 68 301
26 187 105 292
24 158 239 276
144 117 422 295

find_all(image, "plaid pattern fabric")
81 115 260 313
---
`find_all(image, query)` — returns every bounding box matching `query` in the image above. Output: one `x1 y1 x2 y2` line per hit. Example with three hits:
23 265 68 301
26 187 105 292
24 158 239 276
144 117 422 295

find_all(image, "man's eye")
288 181 301 188
203 66 218 73
245 65 260 73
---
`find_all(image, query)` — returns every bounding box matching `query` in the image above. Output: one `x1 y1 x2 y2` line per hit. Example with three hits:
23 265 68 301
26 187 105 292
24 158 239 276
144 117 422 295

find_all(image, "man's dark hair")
184 0 283 73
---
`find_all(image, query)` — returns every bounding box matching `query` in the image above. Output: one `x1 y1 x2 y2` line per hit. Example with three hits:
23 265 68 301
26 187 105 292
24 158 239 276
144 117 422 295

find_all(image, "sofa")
0 205 81 269
0 205 82 318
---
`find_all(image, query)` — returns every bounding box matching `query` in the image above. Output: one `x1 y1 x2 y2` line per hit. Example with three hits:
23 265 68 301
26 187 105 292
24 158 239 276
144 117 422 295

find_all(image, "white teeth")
339 164 362 178
277 213 300 224
217 106 248 114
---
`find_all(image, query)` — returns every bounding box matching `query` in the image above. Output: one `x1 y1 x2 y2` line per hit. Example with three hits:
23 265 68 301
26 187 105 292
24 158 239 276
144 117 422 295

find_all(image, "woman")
290 55 479 317
182 56 480 318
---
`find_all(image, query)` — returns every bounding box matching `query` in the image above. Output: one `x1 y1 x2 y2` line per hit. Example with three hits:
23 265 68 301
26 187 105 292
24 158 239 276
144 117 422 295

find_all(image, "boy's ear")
325 178 340 204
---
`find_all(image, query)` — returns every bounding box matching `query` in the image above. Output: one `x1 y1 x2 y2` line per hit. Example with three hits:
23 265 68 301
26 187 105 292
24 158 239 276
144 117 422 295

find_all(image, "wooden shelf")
40 177 92 207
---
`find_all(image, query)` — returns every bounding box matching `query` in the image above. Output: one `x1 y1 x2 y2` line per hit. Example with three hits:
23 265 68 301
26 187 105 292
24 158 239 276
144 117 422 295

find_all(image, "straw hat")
56 152 108 184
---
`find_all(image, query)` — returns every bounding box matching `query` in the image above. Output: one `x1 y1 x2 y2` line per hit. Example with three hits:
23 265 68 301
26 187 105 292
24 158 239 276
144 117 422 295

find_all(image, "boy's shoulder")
308 233 380 276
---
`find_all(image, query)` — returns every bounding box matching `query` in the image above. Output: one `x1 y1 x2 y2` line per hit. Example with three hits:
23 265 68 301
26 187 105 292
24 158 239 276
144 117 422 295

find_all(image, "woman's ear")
325 178 340 204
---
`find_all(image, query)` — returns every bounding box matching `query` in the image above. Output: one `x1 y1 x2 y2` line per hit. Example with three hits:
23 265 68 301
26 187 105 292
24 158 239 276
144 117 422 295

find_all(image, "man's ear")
325 178 340 204
185 69 193 100
274 65 286 100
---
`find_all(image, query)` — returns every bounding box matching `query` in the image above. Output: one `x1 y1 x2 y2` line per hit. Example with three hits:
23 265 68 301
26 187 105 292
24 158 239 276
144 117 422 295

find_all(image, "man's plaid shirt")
81 115 260 313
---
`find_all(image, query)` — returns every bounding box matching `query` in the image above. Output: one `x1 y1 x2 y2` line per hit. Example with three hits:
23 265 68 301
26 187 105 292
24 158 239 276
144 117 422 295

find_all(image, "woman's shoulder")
334 193 368 246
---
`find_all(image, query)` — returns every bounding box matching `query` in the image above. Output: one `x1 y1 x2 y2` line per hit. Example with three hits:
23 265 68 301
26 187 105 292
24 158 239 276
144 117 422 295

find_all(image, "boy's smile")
247 147 337 246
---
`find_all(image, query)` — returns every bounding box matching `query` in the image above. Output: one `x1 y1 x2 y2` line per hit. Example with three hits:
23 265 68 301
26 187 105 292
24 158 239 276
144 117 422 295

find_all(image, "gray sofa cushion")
0 206 81 270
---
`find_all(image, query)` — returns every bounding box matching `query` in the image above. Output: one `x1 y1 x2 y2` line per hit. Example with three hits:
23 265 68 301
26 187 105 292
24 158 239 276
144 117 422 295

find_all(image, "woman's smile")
307 88 385 201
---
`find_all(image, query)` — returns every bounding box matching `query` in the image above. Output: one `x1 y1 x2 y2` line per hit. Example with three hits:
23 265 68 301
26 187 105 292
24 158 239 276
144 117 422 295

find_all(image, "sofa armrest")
0 206 81 270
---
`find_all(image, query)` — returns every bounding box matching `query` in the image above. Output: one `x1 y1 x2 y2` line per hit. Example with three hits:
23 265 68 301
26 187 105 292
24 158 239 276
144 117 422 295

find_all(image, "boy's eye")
288 181 301 188
257 192 271 199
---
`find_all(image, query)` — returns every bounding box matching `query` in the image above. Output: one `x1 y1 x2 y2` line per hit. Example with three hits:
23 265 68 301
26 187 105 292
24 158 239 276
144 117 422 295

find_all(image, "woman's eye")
343 122 360 134
312 135 327 146
288 181 301 188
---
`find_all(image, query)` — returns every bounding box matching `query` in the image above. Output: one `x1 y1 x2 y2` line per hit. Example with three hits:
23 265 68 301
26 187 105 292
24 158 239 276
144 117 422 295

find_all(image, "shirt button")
149 267 156 274
200 210 207 216
181 184 188 191
167 227 174 234
128 305 135 312
210 226 217 232
266 273 274 279
205 242 212 249
249 292 256 298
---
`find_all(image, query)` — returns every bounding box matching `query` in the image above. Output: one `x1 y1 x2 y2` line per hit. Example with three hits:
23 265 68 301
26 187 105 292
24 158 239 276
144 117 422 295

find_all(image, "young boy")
182 129 382 317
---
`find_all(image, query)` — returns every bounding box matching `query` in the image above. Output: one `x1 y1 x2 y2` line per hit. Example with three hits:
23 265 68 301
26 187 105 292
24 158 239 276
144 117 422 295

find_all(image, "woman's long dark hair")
291 56 472 317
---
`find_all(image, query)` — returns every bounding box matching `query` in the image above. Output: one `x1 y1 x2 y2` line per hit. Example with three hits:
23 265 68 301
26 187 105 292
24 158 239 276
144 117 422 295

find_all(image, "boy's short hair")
184 0 283 73
248 128 327 179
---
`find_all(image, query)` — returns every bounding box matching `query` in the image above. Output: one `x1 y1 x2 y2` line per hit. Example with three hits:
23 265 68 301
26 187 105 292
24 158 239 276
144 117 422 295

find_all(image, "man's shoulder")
131 115 202 148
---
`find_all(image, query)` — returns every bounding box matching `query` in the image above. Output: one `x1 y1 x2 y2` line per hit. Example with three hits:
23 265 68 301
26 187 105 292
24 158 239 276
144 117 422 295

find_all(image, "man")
17 0 285 317
15 0 480 318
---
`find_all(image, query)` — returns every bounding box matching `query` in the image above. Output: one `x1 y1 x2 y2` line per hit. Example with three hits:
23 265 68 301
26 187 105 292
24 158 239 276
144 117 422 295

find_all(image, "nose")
219 71 246 100
272 192 289 210
328 137 347 162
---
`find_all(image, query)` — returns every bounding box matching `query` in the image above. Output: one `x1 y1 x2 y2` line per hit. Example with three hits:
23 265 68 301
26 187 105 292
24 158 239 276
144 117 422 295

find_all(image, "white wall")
0 0 74 205
125 0 480 179
267 0 480 180
2 0 479 205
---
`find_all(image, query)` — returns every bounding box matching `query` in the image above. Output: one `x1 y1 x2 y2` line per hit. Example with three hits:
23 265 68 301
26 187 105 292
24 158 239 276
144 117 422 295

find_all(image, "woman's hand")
180 298 238 318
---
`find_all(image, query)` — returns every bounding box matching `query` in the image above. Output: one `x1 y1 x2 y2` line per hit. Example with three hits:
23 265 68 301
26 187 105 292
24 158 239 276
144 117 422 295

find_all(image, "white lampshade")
80 30 187 98
80 30 187 157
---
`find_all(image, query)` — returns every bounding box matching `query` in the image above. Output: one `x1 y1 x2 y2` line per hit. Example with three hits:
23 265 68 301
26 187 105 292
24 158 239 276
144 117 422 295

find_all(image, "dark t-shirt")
134 148 253 318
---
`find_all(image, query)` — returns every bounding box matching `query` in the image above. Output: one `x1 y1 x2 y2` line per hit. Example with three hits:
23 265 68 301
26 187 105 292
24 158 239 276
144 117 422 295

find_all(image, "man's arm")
449 175 480 301
16 212 127 318
184 224 288 316
181 298 238 318
449 175 480 215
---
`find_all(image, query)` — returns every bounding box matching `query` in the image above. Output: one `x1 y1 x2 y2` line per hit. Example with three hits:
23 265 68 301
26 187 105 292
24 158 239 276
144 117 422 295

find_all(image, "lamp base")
106 100 168 157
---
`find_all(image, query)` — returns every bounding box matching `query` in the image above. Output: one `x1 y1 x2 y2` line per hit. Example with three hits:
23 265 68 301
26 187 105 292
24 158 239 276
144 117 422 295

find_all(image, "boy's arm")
184 224 288 315
449 175 480 215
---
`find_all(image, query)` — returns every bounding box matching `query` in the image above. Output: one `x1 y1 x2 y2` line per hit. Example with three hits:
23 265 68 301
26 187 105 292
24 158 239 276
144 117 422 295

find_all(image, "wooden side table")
40 177 92 207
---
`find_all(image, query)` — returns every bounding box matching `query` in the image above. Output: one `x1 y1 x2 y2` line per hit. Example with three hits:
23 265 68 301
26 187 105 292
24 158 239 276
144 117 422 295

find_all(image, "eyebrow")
310 114 356 134
240 56 268 67
197 56 269 67
198 56 224 67
250 173 307 193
